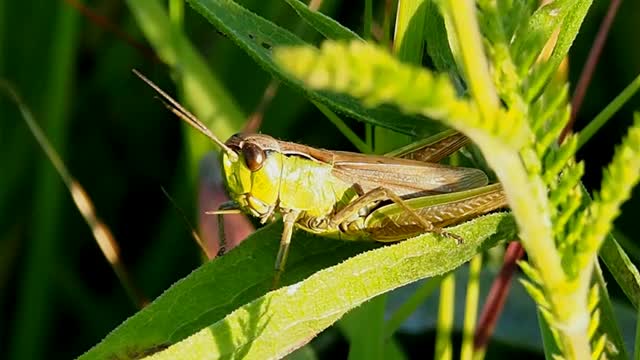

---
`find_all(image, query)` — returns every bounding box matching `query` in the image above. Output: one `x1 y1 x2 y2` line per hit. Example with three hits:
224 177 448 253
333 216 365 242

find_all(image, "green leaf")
578 116 640 271
340 295 387 360
511 0 577 76
599 235 640 310
186 0 437 137
274 40 529 148
496 0 536 42
537 308 563 359
577 73 640 150
524 0 594 101
284 0 361 41
340 300 408 360
591 263 629 359
424 0 457 73
394 0 428 64
4 4 79 360
80 213 514 359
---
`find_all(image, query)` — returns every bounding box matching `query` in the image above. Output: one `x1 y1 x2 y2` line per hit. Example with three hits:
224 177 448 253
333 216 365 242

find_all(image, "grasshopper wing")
331 152 488 197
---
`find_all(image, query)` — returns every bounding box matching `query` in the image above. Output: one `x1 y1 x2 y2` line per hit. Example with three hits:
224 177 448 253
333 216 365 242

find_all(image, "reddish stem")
474 242 525 349
562 0 621 140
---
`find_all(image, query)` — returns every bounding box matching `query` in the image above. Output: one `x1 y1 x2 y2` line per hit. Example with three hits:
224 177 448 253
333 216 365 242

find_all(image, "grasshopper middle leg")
272 209 301 289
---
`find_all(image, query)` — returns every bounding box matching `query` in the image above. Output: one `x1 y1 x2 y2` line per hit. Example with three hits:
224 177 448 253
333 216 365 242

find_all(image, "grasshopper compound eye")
242 142 266 171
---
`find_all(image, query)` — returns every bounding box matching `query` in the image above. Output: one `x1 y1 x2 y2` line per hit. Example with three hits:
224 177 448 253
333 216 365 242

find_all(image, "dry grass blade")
0 80 148 309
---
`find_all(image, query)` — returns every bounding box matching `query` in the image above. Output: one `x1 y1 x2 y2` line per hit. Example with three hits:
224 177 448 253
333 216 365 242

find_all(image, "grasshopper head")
222 134 284 222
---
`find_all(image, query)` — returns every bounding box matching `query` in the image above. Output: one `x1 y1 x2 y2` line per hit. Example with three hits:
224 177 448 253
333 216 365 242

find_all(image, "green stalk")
8 4 78 360
364 0 373 40
461 255 482 360
435 273 455 360
375 0 427 153
577 72 640 150
439 0 497 116
169 0 184 28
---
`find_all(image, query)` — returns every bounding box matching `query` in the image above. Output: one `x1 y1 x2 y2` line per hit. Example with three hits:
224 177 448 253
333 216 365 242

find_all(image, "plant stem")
364 0 373 40
435 273 455 360
577 72 640 150
461 255 482 360
440 0 498 118
440 1 593 358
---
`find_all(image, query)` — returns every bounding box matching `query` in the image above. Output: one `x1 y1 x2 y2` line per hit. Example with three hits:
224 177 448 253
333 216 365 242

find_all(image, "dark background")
0 0 638 358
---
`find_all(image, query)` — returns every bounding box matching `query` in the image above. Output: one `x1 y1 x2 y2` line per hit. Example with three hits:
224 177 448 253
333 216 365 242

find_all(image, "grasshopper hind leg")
329 186 464 244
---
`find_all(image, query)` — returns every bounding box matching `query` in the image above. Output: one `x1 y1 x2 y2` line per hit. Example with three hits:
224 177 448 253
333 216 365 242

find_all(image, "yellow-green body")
220 133 505 242
222 147 360 240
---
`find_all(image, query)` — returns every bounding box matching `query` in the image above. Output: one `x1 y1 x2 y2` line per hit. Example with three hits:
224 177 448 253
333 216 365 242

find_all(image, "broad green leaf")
186 0 439 137
80 224 376 359
80 213 515 359
424 0 457 73
284 0 361 41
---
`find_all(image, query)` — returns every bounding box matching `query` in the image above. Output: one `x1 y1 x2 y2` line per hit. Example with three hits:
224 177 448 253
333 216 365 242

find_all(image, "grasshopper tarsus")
271 271 283 290
444 231 465 245
216 244 227 257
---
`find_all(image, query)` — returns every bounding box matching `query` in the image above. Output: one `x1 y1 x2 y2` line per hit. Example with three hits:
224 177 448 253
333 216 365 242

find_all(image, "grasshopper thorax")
221 134 284 223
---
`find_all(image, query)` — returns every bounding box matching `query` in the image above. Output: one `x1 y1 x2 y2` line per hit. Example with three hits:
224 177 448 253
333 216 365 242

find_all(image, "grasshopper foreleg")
329 187 464 244
272 209 301 289
211 201 242 257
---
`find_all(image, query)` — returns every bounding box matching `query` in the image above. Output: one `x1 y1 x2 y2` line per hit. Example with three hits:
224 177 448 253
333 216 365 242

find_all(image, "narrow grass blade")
284 0 361 41
186 0 437 137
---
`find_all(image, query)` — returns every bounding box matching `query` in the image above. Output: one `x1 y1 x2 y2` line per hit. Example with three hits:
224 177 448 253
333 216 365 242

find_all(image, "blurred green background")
0 0 638 359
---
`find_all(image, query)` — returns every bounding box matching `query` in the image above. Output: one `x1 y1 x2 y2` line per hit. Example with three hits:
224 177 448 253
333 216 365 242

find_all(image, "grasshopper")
134 71 507 285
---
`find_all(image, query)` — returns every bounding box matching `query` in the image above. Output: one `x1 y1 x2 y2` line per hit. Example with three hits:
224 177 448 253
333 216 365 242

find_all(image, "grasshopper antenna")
132 69 238 161
159 187 214 259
